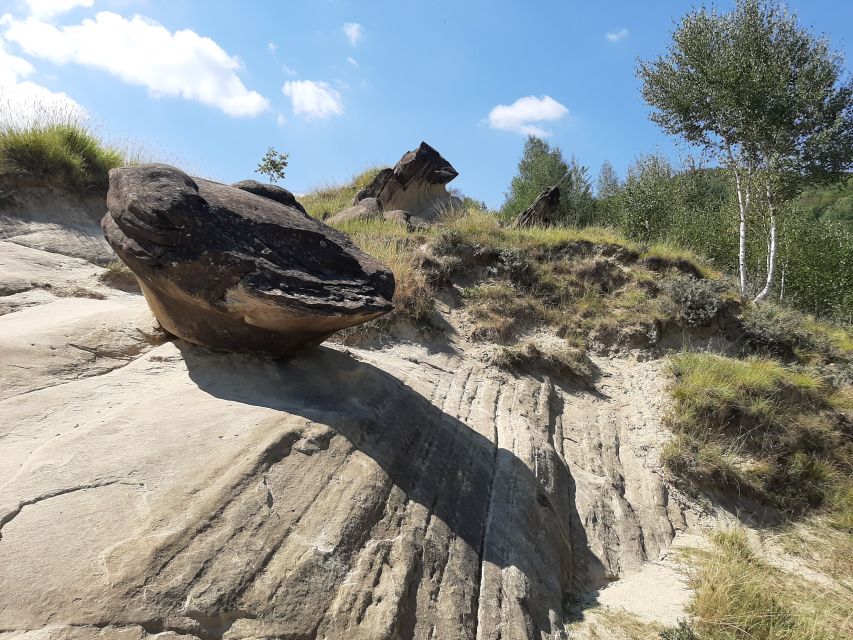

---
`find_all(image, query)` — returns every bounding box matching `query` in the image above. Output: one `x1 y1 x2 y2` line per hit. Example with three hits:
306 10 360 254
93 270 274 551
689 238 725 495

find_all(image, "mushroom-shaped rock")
102 164 395 356
353 142 462 221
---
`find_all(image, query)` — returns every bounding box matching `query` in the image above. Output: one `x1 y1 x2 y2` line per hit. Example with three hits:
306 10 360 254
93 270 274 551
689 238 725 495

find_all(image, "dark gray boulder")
102 164 394 356
231 179 308 216
511 186 560 228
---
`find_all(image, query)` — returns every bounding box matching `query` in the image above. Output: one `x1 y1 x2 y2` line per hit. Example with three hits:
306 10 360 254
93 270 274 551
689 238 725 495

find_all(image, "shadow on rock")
166 342 605 639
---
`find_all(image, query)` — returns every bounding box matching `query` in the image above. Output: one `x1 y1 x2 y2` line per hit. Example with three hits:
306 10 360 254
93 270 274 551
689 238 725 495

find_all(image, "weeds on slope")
685 529 850 640
663 353 852 522
300 167 385 219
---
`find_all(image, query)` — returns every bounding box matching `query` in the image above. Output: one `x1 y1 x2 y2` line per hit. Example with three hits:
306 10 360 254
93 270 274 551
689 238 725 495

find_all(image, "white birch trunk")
754 185 778 303
731 163 750 296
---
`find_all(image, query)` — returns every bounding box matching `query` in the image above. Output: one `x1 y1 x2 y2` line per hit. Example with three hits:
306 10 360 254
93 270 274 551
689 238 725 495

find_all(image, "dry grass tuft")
687 529 850 640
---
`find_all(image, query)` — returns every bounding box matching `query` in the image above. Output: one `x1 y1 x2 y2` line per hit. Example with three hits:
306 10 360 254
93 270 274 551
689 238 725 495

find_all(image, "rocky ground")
0 182 741 640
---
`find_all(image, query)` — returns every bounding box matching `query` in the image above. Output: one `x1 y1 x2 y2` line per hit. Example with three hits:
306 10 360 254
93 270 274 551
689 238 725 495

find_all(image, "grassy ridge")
0 109 126 190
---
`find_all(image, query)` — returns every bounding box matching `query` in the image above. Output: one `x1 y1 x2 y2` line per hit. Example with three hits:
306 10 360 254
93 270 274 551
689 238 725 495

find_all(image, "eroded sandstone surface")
0 186 702 640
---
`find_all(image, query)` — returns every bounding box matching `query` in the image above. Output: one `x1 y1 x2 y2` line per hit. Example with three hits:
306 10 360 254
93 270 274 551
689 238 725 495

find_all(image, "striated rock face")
0 179 698 639
352 142 461 221
512 186 561 228
102 164 395 356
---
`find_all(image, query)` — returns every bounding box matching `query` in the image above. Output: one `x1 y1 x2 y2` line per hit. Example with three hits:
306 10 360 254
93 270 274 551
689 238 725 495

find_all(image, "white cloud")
346 56 358 68
267 42 277 55
282 62 297 76
282 80 342 120
25 0 94 20
487 95 569 137
342 22 362 47
276 112 286 127
0 37 86 127
3 11 270 117
606 28 628 42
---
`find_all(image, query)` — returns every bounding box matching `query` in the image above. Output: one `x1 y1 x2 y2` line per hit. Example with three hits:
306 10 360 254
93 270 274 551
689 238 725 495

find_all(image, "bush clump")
664 353 852 519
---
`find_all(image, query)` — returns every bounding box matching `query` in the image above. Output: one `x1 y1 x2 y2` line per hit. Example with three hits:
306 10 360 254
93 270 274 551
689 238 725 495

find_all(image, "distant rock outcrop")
351 142 462 222
231 179 309 216
511 185 561 228
102 164 395 356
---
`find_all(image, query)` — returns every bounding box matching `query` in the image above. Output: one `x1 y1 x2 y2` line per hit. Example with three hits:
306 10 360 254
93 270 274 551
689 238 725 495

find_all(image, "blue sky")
1 0 852 208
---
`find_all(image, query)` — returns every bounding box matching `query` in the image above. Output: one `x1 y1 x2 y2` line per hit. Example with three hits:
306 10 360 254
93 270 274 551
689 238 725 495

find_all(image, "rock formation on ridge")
102 164 395 356
512 185 561 228
350 141 462 221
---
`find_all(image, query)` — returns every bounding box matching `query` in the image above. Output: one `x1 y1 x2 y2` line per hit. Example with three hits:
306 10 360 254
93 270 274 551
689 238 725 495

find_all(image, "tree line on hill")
499 0 853 322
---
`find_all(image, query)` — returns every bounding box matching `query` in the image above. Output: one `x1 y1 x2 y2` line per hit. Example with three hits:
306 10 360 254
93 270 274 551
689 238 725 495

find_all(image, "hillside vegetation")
0 108 126 190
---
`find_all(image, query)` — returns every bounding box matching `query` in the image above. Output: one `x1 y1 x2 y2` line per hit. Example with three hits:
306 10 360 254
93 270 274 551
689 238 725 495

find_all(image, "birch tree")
638 0 853 301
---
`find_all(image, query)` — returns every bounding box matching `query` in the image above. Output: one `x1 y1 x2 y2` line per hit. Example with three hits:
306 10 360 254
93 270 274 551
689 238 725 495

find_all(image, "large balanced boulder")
102 164 394 356
351 141 462 221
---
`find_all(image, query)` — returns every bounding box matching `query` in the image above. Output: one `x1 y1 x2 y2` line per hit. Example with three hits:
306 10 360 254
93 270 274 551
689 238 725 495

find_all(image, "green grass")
300 167 385 219
0 109 126 189
664 353 852 519
322 204 735 355
686 529 850 640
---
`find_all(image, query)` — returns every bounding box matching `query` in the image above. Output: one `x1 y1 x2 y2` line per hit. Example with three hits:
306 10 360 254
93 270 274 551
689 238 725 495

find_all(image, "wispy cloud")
267 42 277 55
282 80 343 120
276 112 286 127
606 28 628 42
0 37 87 127
4 11 270 117
487 95 569 137
282 62 297 76
346 56 359 68
25 0 93 20
342 22 362 47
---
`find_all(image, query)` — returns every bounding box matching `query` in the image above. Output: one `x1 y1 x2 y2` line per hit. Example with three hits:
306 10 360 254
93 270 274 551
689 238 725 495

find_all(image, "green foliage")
659 621 697 640
255 147 289 183
638 0 853 303
665 352 852 516
795 175 853 228
638 0 853 188
0 120 124 190
590 157 852 321
501 135 595 225
596 160 621 198
661 275 738 327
